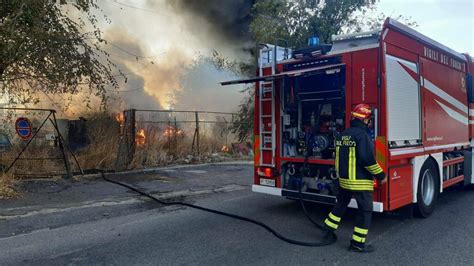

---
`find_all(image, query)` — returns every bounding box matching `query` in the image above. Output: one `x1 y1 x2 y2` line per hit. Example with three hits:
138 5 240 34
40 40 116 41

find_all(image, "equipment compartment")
281 66 346 160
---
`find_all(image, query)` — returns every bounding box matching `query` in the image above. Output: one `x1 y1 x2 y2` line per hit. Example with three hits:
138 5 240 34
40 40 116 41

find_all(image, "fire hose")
95 169 337 247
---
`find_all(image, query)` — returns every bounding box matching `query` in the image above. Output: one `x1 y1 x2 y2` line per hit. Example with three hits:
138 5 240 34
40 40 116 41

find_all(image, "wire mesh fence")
0 108 249 176
116 109 248 170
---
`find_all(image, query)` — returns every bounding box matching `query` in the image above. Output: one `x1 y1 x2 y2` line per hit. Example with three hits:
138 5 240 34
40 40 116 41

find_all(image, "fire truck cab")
222 18 474 217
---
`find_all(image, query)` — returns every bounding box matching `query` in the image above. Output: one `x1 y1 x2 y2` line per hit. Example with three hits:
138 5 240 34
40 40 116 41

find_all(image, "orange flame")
136 128 146 146
163 126 184 137
115 113 124 123
221 145 230 153
115 113 125 136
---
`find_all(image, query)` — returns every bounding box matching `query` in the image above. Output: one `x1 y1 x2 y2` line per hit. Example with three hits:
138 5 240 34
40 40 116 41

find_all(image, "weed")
0 172 20 199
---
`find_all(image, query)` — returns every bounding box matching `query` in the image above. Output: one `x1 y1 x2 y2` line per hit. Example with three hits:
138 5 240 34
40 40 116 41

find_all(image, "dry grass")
74 113 120 171
0 172 20 199
0 112 248 177
0 146 66 178
130 133 244 169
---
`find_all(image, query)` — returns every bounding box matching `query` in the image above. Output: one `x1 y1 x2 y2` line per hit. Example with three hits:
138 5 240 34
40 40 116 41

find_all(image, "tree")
229 88 254 142
231 0 416 142
250 0 378 48
250 0 416 48
0 0 123 107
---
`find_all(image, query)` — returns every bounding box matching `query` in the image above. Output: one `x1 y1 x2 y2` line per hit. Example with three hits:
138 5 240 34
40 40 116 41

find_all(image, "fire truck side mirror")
467 74 473 103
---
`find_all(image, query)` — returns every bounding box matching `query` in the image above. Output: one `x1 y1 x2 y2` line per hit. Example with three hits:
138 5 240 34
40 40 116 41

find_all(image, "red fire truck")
223 18 474 217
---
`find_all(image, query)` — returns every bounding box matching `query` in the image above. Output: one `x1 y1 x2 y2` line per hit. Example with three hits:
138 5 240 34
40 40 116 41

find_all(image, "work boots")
349 240 375 253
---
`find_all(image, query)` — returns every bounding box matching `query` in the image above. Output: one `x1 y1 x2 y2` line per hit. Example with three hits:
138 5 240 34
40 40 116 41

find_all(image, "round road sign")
15 117 33 140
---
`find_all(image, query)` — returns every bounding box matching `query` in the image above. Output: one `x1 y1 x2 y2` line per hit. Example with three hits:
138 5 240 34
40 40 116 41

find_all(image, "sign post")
15 117 33 140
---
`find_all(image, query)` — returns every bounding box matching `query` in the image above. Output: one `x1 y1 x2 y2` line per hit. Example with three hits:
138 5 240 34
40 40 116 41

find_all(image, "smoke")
100 0 253 113
102 26 245 113
36 1 254 116
173 58 244 112
102 27 191 110
162 0 255 60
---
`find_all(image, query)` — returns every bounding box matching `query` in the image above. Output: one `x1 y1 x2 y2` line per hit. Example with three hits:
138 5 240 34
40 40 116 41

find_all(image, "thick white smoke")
96 0 251 113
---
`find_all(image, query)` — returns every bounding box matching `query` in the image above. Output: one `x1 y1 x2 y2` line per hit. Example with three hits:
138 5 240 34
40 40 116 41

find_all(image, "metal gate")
0 107 80 178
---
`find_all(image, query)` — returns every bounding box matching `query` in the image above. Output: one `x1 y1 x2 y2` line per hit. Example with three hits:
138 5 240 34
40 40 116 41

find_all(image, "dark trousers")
324 189 373 245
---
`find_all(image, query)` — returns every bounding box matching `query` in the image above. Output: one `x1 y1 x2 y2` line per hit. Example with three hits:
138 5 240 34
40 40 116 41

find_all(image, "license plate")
260 178 275 187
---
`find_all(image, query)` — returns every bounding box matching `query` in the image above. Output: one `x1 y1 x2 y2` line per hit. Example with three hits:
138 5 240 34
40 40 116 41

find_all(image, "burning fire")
115 112 124 124
115 112 125 136
136 128 146 146
221 145 230 153
163 126 184 137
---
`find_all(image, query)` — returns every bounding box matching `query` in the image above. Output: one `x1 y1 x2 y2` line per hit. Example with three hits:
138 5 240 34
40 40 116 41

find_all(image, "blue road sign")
15 117 33 140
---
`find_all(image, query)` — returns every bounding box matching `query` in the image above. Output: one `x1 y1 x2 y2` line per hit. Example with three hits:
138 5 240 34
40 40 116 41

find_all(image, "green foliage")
250 0 381 48
0 0 123 107
232 0 417 142
356 13 418 31
204 50 253 77
250 0 418 48
230 88 254 142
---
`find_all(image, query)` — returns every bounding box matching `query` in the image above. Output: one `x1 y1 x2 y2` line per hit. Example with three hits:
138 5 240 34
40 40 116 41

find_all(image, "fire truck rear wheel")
414 159 440 218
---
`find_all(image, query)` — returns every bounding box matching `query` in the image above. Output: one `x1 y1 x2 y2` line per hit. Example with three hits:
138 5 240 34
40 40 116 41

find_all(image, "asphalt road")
1 162 473 265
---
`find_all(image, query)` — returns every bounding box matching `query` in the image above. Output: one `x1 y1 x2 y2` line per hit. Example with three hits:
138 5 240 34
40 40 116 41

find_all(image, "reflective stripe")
354 227 368 235
339 178 374 186
366 164 382 170
352 234 366 243
365 163 384 175
335 146 340 174
368 167 383 174
372 168 383 175
329 212 341 222
325 219 338 230
349 147 356 180
340 184 373 191
339 178 374 191
366 164 379 171
339 184 374 189
352 112 366 119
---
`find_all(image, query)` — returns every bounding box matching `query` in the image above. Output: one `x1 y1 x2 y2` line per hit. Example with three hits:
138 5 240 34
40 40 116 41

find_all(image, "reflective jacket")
335 119 385 191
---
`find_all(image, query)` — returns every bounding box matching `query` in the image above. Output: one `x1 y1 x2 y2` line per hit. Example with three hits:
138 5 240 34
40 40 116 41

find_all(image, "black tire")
414 159 440 218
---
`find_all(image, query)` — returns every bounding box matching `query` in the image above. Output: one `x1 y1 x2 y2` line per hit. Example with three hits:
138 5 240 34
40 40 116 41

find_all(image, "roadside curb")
0 184 249 220
77 160 253 180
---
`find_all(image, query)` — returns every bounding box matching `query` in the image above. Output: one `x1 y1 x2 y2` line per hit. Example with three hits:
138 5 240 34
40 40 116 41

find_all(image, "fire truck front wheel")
415 159 440 218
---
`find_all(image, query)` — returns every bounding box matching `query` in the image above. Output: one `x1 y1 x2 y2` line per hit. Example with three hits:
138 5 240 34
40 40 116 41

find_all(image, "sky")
376 0 473 55
26 0 474 115
94 0 472 113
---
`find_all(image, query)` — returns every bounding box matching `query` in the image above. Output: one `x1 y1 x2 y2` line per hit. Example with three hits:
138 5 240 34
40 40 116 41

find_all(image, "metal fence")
115 109 245 170
0 107 77 178
0 108 247 176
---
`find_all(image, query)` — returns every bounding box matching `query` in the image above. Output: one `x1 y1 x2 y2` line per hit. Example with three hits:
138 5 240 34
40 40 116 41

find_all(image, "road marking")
108 161 252 176
0 198 140 220
0 185 247 220
223 193 253 202
184 170 207 174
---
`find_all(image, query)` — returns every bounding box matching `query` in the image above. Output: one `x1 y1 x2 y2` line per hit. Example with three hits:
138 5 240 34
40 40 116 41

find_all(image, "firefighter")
322 103 386 253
